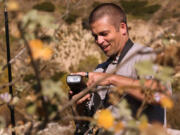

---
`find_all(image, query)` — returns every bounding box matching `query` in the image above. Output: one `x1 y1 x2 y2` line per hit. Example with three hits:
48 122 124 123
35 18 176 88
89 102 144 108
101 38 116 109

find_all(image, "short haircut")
89 3 127 31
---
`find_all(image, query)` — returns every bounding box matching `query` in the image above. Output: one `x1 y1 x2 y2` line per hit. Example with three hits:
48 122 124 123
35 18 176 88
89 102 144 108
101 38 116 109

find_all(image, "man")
71 3 171 134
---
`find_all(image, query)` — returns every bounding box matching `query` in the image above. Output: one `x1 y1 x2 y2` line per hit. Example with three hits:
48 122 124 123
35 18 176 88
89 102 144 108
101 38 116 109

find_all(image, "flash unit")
66 75 82 84
66 75 87 96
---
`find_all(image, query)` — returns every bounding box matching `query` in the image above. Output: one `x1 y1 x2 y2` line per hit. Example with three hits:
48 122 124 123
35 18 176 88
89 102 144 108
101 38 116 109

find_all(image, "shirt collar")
111 38 133 65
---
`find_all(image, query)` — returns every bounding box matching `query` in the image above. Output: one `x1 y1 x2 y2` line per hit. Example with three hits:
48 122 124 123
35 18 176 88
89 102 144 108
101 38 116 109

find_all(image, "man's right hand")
69 90 91 104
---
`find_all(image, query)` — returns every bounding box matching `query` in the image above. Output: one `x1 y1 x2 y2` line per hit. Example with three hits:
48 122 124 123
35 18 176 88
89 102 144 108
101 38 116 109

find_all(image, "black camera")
66 75 87 95
67 75 101 134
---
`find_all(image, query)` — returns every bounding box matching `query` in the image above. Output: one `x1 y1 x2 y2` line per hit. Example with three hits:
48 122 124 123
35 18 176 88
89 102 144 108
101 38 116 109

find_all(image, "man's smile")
101 44 111 52
103 45 110 52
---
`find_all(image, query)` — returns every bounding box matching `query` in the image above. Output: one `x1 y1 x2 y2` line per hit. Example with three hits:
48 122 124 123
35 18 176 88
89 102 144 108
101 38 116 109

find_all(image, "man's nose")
96 36 104 45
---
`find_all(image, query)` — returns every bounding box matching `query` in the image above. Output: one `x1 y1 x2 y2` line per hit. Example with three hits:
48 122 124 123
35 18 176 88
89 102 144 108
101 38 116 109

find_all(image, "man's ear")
119 23 127 35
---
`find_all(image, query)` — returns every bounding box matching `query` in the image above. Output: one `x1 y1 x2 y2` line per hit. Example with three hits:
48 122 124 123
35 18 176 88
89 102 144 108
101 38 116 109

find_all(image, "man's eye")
101 32 108 36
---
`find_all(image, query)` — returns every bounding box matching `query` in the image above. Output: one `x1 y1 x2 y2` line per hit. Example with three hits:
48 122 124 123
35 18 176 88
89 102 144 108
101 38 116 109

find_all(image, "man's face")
90 16 122 57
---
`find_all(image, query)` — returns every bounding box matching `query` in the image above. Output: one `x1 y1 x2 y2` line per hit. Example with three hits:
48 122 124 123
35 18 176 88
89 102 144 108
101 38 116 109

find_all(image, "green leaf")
22 9 58 35
27 103 36 115
162 38 170 45
117 99 132 120
22 10 38 28
139 115 148 122
135 60 174 84
28 23 37 31
135 60 154 77
42 80 66 99
127 120 137 128
154 66 174 83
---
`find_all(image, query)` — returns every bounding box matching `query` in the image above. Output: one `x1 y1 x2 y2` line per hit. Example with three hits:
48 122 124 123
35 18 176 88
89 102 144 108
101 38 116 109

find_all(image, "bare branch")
0 77 20 90
18 22 49 130
2 48 26 71
14 106 33 121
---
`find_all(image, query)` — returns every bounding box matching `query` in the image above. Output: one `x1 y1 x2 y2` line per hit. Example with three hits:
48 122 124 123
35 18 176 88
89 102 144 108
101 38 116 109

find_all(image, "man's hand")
72 72 112 87
69 72 112 104
69 90 91 104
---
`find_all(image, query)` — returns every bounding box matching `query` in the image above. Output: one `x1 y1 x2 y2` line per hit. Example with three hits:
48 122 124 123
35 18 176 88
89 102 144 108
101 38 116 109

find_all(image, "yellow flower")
160 96 173 109
138 119 148 131
29 39 52 60
114 121 124 132
8 1 19 11
95 109 114 129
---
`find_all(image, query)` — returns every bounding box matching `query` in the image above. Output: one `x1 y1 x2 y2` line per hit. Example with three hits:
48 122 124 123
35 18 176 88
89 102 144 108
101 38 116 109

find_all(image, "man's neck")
117 36 129 56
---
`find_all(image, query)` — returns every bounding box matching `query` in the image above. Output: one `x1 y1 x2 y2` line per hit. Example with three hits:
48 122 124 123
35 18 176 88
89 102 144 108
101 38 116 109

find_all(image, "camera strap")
101 39 134 108
117 39 134 65
103 38 134 73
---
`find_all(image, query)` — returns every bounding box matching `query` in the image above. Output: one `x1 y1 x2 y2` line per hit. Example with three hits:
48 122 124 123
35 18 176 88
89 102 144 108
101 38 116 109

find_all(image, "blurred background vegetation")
0 0 180 134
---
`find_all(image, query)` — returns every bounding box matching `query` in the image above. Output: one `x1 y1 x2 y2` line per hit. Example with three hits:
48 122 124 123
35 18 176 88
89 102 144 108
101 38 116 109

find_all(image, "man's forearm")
109 74 171 104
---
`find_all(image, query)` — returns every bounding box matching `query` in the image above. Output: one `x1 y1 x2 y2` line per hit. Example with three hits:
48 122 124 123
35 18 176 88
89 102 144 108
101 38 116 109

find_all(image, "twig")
2 48 26 71
0 76 21 90
136 79 155 119
18 22 49 131
19 35 41 93
72 0 85 9
136 98 147 119
56 0 71 23
14 106 33 121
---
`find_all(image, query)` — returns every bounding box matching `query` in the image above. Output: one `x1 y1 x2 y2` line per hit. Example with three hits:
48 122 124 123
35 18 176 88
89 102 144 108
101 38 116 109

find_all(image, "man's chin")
105 52 118 58
105 52 113 57
104 52 110 57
